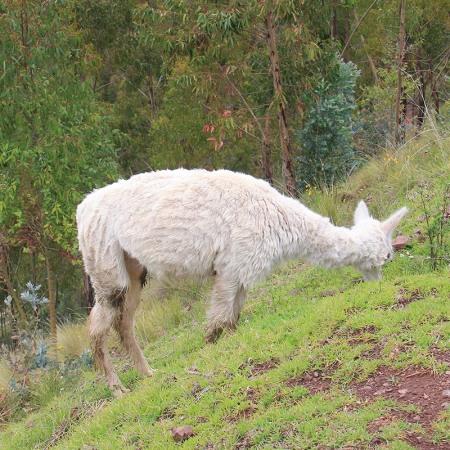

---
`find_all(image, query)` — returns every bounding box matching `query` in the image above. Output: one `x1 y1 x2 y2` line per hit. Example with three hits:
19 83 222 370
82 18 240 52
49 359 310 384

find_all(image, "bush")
296 57 361 191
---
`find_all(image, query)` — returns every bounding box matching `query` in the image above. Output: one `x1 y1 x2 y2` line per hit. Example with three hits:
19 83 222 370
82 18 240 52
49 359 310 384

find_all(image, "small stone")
172 426 194 442
398 389 408 396
313 372 320 378
414 230 426 243
392 235 411 251
374 389 386 396
423 394 429 399
320 290 337 297
442 390 450 398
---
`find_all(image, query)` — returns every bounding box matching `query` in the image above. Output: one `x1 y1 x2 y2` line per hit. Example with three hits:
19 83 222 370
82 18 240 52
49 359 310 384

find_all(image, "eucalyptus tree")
0 0 120 343
136 0 336 195
346 0 448 142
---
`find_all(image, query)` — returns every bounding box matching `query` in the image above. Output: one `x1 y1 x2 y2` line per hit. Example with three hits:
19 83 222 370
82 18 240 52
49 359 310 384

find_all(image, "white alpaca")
77 169 407 394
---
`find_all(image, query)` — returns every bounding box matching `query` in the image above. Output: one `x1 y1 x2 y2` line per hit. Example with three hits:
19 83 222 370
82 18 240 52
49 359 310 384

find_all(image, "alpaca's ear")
354 201 370 224
381 207 408 236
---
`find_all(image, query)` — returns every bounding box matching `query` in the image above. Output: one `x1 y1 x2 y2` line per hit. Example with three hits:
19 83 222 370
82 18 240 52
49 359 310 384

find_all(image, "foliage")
18 283 48 313
0 0 120 244
296 57 361 191
418 183 450 270
0 0 121 337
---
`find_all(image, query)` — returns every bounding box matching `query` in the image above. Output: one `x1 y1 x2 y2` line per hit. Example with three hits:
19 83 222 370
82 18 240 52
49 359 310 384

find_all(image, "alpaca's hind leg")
206 277 247 342
113 256 153 377
89 297 128 396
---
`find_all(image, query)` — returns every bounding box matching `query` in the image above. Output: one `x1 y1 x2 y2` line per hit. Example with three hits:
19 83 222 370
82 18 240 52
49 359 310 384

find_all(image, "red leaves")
206 137 223 151
202 123 215 133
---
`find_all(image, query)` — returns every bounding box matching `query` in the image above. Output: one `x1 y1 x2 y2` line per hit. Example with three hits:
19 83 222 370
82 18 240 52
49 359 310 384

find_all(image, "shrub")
296 57 361 192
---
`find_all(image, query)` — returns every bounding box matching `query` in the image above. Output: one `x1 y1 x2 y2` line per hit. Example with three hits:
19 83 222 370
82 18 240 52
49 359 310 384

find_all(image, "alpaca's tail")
77 202 130 294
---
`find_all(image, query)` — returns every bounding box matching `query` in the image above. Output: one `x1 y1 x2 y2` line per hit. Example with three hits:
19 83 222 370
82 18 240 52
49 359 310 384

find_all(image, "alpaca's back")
77 169 290 290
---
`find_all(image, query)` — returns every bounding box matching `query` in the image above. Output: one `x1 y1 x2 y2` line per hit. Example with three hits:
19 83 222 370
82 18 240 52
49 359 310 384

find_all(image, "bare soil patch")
235 429 257 449
226 406 257 424
350 359 450 449
239 356 280 378
286 362 340 394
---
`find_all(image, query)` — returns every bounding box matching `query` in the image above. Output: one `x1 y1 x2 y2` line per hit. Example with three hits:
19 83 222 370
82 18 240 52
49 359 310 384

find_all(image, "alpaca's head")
352 201 408 281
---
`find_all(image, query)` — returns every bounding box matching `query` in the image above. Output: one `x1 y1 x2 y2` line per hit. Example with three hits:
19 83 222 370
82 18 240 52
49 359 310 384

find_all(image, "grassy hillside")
0 128 449 449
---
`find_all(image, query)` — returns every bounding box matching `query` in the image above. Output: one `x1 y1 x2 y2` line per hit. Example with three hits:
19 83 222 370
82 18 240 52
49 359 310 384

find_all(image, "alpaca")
76 169 407 394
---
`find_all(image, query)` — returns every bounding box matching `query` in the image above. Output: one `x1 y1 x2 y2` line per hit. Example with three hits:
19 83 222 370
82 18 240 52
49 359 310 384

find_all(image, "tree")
0 0 120 344
394 0 407 144
135 0 336 194
296 57 360 190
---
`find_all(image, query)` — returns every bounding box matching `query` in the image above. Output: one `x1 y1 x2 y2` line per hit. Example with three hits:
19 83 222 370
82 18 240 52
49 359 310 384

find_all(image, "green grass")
0 128 448 449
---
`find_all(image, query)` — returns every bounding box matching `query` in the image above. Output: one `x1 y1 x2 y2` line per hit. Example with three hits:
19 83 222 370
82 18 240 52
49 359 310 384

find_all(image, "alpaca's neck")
302 220 360 268
279 200 361 269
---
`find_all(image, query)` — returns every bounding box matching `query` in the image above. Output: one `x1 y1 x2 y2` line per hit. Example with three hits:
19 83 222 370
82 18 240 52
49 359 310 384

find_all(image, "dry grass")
57 322 90 360
0 360 12 391
135 278 207 346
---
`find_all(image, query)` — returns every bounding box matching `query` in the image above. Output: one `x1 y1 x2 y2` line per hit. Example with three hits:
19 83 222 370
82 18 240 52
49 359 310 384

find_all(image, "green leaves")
0 1 120 254
296 57 361 191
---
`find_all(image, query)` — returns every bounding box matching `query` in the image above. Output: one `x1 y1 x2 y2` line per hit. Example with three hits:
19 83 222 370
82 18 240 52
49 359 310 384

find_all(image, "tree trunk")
415 44 426 128
431 73 440 114
146 74 158 120
354 9 378 82
332 0 338 39
43 244 57 346
265 10 297 197
0 245 28 325
394 0 407 145
262 114 273 185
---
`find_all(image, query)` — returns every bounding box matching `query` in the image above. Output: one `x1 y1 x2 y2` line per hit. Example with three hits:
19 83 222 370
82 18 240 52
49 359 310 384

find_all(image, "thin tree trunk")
415 44 426 129
431 73 440 114
146 74 158 120
0 246 28 325
341 0 378 59
43 244 57 346
332 0 338 39
354 10 378 82
262 114 273 184
394 0 407 145
266 10 297 197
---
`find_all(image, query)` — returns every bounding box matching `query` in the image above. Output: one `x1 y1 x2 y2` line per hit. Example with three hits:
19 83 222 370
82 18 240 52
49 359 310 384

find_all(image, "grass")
0 126 448 449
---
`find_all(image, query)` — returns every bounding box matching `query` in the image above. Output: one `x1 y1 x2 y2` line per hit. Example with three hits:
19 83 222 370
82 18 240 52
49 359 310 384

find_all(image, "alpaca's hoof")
206 327 223 343
111 385 130 398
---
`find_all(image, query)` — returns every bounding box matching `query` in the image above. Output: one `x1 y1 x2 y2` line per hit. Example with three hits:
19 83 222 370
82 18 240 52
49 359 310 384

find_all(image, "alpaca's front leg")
206 277 246 342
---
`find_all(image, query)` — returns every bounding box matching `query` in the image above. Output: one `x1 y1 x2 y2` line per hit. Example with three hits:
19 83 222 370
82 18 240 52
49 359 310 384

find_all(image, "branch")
224 73 265 140
340 0 378 58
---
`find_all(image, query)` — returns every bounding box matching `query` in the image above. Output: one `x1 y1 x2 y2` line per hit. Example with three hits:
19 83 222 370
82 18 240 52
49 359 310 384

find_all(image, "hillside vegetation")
0 130 449 448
